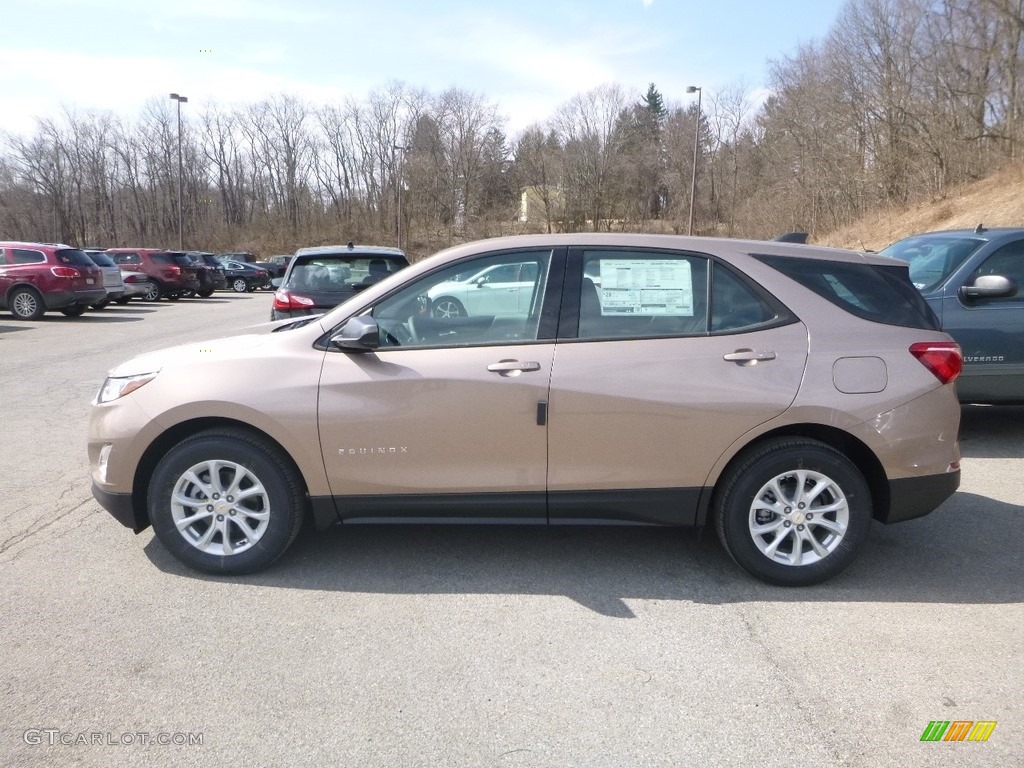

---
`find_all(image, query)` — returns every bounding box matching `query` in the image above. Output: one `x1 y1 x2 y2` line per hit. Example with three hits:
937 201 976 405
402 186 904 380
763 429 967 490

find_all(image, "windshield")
878 235 984 292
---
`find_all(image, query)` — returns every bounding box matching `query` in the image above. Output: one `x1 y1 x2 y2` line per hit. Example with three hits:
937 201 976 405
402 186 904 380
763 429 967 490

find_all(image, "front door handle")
487 360 542 377
723 349 777 366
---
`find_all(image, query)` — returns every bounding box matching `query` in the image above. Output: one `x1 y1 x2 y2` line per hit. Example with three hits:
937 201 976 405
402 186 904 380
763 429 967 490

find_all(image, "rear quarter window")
110 253 142 265
755 254 941 331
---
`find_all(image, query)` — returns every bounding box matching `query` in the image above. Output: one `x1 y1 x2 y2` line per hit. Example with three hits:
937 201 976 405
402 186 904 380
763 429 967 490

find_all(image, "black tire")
197 289 215 298
91 299 110 310
147 429 306 574
115 297 132 305
714 438 871 586
232 278 249 293
143 283 162 302
8 287 45 320
60 305 87 317
432 296 466 319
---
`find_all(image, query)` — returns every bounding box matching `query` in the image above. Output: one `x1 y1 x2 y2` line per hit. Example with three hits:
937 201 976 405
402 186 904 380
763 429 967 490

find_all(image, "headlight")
96 372 158 404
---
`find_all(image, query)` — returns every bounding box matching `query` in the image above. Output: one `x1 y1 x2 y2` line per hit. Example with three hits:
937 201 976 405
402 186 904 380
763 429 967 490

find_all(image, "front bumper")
92 482 148 532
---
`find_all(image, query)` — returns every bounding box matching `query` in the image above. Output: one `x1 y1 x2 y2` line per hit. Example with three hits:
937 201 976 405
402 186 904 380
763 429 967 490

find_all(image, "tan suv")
88 234 963 585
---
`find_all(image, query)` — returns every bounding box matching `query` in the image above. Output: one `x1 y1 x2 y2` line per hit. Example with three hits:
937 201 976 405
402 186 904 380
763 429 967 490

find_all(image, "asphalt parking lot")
1 295 1021 767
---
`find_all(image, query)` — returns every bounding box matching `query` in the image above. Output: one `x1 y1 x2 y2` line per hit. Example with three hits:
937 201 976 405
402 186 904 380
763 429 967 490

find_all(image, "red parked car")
0 241 106 320
105 248 201 301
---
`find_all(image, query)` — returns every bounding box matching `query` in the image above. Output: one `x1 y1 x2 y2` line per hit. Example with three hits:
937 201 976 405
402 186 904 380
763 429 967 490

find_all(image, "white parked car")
427 261 539 318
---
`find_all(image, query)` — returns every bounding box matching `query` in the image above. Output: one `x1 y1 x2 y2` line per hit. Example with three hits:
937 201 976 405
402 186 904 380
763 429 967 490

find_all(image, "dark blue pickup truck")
880 227 1024 404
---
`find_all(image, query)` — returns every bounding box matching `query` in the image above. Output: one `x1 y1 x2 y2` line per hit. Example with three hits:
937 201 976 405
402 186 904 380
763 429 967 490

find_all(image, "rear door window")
577 250 709 338
12 249 47 264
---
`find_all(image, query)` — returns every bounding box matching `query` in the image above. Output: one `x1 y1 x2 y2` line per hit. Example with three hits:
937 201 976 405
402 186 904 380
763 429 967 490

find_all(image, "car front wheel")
147 429 305 574
714 438 871 586
232 278 248 293
9 287 45 320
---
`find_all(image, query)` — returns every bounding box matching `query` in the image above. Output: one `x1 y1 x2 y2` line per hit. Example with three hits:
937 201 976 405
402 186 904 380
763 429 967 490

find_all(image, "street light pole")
169 93 188 250
393 144 407 250
686 85 702 236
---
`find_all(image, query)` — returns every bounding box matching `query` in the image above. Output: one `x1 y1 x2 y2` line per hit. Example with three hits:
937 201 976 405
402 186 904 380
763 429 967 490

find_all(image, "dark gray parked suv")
880 226 1024 403
270 244 409 320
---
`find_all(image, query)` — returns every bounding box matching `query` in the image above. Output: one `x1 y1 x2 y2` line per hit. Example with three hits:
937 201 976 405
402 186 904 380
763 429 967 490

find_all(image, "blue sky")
1 0 848 137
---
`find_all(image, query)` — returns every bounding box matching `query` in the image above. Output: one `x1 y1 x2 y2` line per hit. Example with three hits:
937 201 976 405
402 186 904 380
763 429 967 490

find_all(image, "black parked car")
186 252 228 294
879 226 1024 403
270 244 409 320
220 259 270 292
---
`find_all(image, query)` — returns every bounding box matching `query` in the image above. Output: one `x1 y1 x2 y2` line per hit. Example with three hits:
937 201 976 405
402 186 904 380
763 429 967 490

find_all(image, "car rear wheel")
91 299 110 310
197 289 215 298
432 296 466 319
232 278 249 293
60 305 87 317
147 429 305 574
9 287 45 320
143 284 161 302
714 438 871 586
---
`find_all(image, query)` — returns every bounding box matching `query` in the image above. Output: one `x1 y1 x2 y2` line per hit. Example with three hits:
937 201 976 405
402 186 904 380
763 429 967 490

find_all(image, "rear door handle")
487 360 542 376
723 349 777 365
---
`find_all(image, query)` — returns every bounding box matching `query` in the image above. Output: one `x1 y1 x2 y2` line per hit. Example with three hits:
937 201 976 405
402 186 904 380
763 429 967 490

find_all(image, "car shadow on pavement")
44 314 145 323
960 404 1024 459
0 323 31 334
143 490 1022 618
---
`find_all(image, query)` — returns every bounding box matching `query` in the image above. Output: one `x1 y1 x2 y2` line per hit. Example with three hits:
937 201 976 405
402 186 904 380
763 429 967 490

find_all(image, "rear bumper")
122 281 154 298
45 288 108 309
882 469 960 523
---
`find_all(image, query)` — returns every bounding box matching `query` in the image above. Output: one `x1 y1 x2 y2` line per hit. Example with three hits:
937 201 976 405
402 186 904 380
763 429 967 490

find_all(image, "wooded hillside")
1 0 1022 258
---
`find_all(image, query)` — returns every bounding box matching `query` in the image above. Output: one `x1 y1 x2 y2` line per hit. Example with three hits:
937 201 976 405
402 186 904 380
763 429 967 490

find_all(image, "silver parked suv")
88 234 963 585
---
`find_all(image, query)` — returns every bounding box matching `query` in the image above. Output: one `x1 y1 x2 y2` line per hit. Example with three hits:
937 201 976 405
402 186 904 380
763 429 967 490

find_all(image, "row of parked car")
0 243 279 320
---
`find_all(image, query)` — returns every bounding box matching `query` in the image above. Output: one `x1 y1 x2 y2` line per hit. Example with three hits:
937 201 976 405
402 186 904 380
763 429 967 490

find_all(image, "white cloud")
0 49 350 135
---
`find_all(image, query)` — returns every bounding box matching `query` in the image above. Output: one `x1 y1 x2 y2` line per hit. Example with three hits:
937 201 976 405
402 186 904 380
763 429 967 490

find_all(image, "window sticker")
598 259 694 316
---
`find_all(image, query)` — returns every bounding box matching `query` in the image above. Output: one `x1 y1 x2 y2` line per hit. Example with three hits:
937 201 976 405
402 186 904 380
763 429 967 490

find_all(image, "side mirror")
960 274 1017 300
330 316 380 352
474 275 488 286
271 277 283 289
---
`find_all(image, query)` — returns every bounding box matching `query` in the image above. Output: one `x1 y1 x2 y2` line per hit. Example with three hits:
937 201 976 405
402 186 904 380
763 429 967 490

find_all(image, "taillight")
166 266 181 277
273 290 315 311
124 274 145 284
910 341 962 384
51 266 80 278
